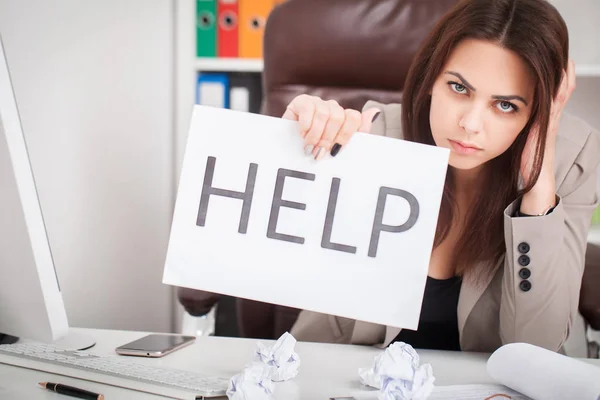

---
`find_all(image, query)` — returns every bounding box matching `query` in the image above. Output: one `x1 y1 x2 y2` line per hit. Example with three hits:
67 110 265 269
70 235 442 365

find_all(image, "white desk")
1 328 599 399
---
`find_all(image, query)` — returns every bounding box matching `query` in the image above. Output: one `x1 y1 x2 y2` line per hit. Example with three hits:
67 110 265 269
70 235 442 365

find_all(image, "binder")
196 73 230 108
228 73 263 113
196 0 217 57
230 87 249 112
238 0 274 59
217 0 239 58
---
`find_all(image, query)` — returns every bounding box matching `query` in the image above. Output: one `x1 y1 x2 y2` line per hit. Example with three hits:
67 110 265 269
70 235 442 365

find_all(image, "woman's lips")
448 139 482 155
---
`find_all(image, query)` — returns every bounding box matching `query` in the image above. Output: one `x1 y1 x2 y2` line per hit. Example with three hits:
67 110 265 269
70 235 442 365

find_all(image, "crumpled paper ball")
226 362 275 400
378 364 435 400
359 342 421 389
359 341 435 400
255 331 301 382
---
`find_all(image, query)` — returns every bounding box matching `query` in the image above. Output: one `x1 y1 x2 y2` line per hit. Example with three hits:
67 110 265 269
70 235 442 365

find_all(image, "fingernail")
372 112 381 122
314 147 326 161
330 143 342 157
304 144 314 156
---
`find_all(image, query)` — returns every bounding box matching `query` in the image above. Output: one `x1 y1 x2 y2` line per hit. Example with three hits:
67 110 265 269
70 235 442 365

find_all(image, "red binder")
217 0 239 58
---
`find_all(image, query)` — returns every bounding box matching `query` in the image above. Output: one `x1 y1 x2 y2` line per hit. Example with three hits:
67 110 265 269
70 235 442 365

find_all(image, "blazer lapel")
457 261 497 342
381 262 497 348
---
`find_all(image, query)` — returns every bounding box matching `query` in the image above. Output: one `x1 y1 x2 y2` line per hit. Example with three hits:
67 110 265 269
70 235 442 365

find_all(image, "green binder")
196 0 217 57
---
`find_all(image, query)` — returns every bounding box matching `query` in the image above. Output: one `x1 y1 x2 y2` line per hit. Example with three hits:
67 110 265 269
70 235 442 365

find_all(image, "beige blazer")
290 100 600 353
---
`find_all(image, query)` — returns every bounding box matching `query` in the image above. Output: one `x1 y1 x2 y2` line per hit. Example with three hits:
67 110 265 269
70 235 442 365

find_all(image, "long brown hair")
402 0 569 280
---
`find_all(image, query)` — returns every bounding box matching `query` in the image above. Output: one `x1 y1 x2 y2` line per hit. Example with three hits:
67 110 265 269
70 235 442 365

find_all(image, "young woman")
285 0 600 353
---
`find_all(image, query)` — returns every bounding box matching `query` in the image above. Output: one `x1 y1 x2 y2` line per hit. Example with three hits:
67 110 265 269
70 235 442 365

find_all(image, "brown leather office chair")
582 243 600 331
237 0 460 339
260 0 460 117
581 242 600 357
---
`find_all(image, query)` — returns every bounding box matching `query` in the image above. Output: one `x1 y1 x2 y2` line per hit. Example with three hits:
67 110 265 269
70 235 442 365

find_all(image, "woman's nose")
459 105 484 135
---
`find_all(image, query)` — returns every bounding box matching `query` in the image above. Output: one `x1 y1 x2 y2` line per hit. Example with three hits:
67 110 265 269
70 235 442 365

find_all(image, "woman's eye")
450 82 467 94
496 101 517 113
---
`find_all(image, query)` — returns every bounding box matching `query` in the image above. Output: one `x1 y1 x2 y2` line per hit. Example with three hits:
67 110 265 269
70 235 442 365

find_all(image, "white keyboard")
0 342 229 399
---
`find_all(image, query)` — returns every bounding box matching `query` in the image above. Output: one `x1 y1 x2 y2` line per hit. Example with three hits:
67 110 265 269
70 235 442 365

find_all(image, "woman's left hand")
519 59 576 214
521 59 576 185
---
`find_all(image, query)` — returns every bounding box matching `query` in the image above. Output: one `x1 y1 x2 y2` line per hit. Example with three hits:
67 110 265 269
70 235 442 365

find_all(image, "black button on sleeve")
519 280 532 292
518 255 530 266
519 268 531 279
518 242 530 254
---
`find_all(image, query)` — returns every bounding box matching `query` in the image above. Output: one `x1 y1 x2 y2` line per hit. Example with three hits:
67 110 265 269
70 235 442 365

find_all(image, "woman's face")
429 39 535 171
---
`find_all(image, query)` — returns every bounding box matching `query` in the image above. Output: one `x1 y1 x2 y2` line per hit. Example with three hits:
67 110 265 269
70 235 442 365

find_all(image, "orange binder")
238 0 274 59
217 0 238 58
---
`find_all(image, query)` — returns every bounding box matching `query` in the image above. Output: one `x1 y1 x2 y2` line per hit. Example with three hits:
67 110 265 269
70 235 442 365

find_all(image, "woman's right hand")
281 95 381 160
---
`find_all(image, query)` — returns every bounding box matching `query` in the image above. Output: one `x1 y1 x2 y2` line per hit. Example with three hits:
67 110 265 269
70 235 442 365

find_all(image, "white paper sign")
163 106 449 329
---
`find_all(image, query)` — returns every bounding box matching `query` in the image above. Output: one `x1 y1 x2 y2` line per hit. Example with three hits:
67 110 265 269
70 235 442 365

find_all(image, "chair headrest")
262 0 458 116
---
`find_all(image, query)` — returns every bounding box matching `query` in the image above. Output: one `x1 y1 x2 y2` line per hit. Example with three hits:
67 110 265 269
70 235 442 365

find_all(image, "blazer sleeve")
500 128 600 351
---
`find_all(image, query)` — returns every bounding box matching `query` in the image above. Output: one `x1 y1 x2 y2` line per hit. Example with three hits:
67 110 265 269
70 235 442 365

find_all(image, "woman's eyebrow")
444 71 529 106
492 94 528 106
445 71 476 91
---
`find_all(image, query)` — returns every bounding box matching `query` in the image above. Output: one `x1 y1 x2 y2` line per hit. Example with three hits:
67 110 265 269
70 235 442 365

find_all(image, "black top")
391 275 462 351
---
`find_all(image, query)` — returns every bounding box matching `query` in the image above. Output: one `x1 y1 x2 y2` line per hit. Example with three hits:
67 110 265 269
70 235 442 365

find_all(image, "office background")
0 0 598 336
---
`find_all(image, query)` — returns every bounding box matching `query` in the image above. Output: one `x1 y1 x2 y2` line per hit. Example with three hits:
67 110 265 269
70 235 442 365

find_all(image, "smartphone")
115 334 196 358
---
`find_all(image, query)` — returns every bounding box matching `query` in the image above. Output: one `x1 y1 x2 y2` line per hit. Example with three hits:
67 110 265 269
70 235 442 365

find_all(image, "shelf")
194 58 263 72
576 64 600 77
194 58 597 76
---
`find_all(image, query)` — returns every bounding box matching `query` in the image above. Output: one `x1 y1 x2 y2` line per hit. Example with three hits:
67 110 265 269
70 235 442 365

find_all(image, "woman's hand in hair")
520 59 576 215
282 95 381 160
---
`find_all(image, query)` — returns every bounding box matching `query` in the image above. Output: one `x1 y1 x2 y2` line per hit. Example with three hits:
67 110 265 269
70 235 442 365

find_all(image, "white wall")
0 0 175 332
549 0 600 68
549 0 600 130
567 77 600 131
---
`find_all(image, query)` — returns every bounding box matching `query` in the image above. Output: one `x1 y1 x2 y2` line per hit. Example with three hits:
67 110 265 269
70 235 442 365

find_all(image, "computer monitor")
0 35 94 350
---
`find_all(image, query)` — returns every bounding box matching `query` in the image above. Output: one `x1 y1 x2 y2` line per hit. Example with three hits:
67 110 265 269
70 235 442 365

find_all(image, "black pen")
38 382 104 400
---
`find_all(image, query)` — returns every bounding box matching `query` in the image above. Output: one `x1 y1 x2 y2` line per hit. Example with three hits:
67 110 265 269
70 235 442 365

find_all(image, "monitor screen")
0 35 69 343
